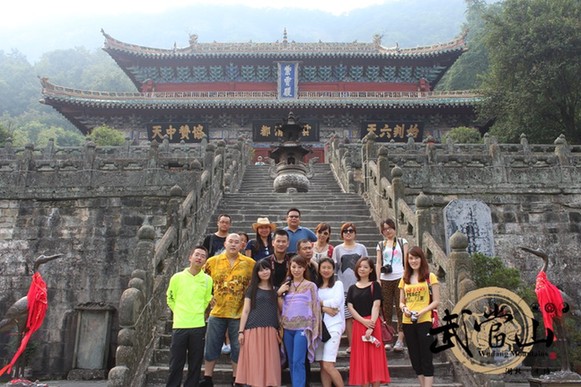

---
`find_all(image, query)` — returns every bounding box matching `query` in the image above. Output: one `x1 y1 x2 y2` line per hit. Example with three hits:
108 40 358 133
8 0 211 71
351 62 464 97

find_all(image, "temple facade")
40 30 479 161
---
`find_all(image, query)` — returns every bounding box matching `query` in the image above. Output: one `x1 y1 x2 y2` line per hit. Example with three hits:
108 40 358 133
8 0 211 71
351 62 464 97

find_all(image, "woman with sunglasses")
332 223 369 353
313 223 334 264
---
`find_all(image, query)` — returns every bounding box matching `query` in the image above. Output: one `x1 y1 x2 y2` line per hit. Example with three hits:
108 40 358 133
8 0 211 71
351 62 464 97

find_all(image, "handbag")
321 313 331 342
427 275 439 329
370 282 396 343
380 316 396 343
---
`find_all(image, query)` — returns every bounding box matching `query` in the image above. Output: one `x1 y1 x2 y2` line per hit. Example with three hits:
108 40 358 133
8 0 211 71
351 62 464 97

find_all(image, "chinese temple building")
40 29 479 160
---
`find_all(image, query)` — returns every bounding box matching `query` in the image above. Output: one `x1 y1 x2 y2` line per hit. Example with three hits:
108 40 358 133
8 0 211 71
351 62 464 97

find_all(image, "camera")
411 312 419 323
381 264 393 274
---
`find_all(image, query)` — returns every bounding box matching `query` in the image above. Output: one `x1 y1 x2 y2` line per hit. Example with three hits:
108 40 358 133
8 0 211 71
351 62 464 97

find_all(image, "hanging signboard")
277 62 299 100
360 121 424 142
147 122 209 143
252 120 319 142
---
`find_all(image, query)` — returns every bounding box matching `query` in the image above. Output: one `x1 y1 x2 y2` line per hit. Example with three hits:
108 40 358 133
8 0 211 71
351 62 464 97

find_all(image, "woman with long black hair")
399 246 440 387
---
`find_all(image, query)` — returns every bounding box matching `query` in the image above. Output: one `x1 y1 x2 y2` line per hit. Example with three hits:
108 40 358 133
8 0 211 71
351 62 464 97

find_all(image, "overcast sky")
4 0 388 28
1 0 466 62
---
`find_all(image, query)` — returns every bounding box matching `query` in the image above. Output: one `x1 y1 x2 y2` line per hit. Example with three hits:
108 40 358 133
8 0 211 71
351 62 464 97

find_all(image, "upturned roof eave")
101 29 467 61
41 95 481 109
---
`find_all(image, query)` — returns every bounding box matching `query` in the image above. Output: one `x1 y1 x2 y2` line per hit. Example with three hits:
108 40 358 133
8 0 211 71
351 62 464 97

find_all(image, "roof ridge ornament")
283 28 288 46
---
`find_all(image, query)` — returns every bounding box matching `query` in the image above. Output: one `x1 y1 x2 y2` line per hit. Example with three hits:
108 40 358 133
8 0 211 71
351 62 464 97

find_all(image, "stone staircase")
224 163 380 253
145 163 463 386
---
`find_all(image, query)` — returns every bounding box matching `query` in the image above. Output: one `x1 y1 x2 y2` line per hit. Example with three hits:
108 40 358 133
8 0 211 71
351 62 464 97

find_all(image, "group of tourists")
165 208 440 387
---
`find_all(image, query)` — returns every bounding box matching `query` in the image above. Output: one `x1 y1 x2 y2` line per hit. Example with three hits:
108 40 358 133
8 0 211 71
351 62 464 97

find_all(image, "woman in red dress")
346 256 390 386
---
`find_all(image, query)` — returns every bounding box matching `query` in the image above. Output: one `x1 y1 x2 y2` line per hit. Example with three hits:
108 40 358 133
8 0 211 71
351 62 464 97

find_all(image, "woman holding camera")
376 218 408 351
399 246 440 387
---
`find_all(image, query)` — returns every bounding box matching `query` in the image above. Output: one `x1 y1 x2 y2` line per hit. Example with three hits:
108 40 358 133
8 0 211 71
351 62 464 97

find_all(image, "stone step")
146 361 458 386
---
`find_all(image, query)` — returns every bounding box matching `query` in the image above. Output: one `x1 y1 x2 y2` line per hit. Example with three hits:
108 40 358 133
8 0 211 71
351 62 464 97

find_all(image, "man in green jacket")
166 245 213 387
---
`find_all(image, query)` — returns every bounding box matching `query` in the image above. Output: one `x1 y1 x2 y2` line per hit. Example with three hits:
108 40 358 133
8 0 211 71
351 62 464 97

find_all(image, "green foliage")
438 0 492 90
470 252 535 302
0 50 39 116
478 0 581 144
36 127 85 147
446 126 482 143
87 125 126 146
0 123 10 146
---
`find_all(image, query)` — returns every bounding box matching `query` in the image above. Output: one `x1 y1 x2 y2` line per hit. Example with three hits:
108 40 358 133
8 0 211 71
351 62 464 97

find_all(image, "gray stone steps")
146 360 458 385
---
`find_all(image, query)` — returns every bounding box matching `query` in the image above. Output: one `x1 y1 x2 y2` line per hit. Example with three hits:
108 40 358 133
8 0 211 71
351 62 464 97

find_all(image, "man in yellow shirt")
166 245 213 387
200 233 255 387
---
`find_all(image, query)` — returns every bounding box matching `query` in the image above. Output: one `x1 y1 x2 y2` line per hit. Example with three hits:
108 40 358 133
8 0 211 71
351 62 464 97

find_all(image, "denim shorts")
204 316 240 362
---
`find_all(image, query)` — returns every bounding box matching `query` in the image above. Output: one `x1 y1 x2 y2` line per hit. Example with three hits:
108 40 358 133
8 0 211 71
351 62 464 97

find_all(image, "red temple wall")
151 82 419 93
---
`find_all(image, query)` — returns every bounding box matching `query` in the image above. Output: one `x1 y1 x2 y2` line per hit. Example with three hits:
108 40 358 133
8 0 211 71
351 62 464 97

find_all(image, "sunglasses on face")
342 229 355 234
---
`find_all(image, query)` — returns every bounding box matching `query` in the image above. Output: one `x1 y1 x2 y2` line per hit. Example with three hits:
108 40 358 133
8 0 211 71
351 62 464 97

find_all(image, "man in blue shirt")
283 208 317 254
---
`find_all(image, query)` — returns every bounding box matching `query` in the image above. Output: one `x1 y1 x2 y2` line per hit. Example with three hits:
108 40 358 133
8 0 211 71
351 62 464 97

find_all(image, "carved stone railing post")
447 231 475 304
414 192 432 250
43 138 55 159
377 145 390 182
554 134 570 166
391 165 404 225
361 132 377 194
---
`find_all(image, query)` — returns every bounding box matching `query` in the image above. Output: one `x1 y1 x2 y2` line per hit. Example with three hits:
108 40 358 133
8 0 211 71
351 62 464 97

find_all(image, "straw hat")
252 217 277 231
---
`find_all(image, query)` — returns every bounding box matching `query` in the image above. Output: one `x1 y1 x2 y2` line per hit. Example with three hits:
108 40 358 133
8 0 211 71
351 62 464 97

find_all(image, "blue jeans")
283 329 308 387
204 316 240 362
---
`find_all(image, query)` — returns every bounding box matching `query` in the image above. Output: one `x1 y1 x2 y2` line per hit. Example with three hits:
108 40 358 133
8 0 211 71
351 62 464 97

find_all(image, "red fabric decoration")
535 270 563 338
0 272 48 377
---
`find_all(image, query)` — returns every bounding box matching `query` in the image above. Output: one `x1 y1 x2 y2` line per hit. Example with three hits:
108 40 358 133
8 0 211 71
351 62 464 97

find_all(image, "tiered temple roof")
102 30 467 92
40 31 478 136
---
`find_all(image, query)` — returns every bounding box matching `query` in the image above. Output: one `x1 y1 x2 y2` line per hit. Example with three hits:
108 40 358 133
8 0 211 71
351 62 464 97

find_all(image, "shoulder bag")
371 282 396 343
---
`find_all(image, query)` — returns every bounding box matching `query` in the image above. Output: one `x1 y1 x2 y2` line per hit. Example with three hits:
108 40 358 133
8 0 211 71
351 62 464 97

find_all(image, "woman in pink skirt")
236 259 281 387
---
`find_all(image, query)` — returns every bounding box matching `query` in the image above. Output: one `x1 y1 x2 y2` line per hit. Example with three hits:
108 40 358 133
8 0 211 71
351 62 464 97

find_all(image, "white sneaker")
221 344 231 354
393 340 405 352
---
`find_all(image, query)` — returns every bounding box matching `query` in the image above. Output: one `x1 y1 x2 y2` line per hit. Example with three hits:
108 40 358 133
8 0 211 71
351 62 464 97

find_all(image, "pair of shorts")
204 316 240 362
315 330 341 362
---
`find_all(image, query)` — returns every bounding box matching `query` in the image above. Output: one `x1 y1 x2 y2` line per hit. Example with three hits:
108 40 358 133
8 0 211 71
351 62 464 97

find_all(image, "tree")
446 126 482 143
36 127 84 147
0 123 10 146
87 125 126 146
478 0 581 143
438 0 492 91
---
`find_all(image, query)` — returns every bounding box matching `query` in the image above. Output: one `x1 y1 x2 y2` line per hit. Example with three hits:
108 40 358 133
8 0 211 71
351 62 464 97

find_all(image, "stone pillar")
520 133 530 155
107 269 147 387
391 165 404 226
377 145 390 182
414 192 432 249
43 138 55 159
362 132 377 194
554 134 570 166
216 140 226 191
447 231 475 304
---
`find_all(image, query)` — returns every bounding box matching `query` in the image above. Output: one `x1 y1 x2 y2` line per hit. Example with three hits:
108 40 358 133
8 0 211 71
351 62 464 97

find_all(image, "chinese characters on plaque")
277 62 299 99
147 122 209 143
360 121 424 142
252 120 319 142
